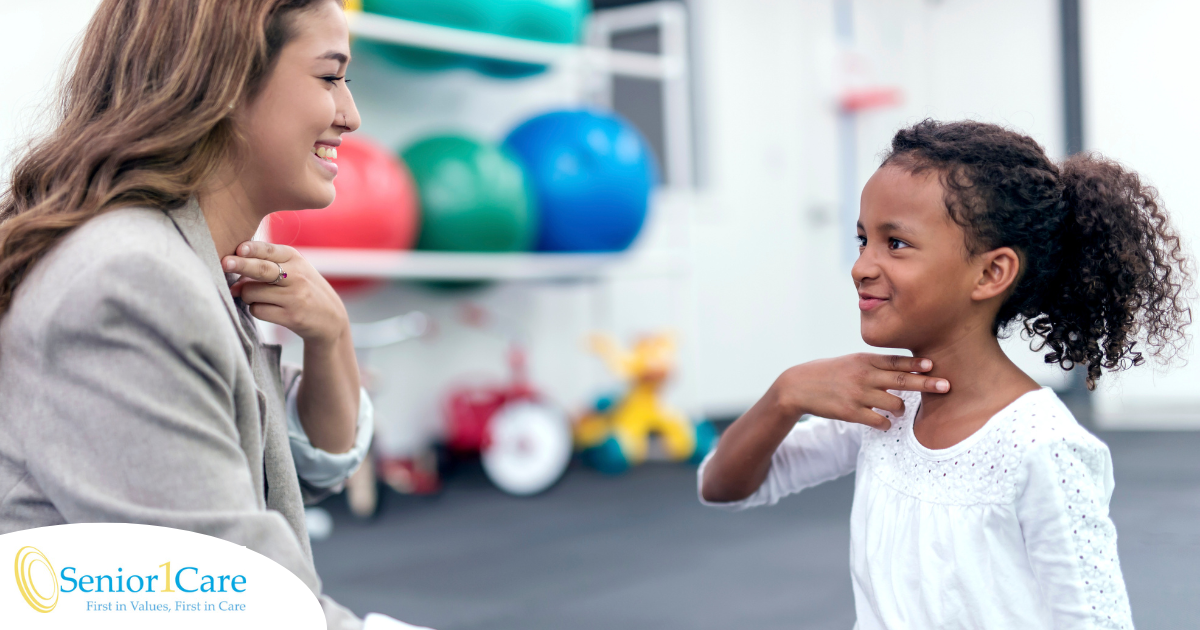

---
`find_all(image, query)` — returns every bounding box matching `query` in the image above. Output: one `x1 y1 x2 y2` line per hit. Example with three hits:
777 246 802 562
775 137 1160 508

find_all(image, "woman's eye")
855 235 867 248
321 75 348 85
888 238 910 250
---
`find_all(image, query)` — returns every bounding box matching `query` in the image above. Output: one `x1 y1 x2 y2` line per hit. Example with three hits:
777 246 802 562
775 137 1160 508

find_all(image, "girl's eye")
322 76 349 85
888 237 910 250
855 235 867 248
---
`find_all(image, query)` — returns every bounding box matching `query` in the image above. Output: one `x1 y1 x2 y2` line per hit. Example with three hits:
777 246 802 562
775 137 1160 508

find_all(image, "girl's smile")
857 290 888 312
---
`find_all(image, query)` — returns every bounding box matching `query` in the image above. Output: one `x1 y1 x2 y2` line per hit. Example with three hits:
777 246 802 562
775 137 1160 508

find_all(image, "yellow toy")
575 332 716 474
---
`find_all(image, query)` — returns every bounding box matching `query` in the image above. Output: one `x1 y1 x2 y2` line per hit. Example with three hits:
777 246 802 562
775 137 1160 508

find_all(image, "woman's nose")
337 88 361 132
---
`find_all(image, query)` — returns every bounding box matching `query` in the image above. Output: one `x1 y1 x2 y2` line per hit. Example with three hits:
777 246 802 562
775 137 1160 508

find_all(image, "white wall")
0 1 102 190
1084 0 1200 428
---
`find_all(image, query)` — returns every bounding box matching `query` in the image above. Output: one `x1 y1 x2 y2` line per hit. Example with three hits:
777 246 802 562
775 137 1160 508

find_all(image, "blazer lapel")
164 198 255 359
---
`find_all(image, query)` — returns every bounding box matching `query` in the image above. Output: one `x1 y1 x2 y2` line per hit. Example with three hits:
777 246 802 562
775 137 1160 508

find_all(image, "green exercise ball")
402 135 537 252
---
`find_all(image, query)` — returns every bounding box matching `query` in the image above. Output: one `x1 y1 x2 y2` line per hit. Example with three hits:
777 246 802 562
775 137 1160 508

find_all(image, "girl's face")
852 165 992 351
237 0 360 213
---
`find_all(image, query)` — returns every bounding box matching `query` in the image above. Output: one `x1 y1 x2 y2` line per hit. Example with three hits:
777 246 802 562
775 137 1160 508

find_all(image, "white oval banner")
0 523 325 629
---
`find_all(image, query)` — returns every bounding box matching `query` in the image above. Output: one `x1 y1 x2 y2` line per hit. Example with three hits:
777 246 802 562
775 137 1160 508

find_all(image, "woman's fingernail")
224 259 235 271
936 380 949 392
920 359 932 370
240 245 250 255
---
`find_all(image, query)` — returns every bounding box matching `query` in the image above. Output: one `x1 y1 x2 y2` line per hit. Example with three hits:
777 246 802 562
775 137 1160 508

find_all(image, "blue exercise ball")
502 109 658 252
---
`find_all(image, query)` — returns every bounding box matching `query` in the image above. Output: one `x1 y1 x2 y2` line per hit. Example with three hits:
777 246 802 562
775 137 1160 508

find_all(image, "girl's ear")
972 246 1021 302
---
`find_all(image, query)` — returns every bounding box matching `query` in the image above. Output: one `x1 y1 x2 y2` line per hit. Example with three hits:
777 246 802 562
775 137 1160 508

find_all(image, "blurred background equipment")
343 310 433 518
576 332 716 474
444 344 572 496
403 134 538 252
359 0 590 77
504 108 657 252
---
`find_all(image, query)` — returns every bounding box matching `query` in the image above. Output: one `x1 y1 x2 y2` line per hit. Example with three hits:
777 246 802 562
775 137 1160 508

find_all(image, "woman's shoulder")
60 205 189 262
6 204 217 334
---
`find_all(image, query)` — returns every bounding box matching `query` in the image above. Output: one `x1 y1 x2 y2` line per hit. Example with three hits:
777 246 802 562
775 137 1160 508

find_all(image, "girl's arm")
701 353 948 503
1017 432 1134 629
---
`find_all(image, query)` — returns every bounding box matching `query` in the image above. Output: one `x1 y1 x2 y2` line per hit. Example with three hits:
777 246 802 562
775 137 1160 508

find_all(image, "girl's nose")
851 244 879 286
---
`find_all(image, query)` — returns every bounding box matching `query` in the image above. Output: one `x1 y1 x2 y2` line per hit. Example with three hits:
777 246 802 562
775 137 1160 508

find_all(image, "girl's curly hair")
882 119 1192 389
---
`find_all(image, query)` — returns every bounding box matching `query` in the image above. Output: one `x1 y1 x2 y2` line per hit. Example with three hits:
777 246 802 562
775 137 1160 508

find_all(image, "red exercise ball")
269 135 419 292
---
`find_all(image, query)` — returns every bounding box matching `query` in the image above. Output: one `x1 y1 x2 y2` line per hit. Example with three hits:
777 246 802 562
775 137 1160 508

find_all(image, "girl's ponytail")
1032 155 1192 387
883 120 1192 389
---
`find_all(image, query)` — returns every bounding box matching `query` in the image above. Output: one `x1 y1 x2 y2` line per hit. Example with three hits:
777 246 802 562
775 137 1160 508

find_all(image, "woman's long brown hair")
0 0 337 316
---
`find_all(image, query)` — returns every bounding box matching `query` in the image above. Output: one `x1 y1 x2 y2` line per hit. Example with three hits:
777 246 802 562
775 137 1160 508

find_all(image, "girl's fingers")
864 390 907 415
870 369 949 394
867 354 933 373
854 408 893 431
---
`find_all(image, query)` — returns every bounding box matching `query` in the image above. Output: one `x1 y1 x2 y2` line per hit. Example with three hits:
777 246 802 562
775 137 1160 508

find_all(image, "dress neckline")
903 386 1052 461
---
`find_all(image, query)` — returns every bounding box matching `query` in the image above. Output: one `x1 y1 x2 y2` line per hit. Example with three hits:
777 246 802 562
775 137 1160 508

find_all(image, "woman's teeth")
313 146 338 160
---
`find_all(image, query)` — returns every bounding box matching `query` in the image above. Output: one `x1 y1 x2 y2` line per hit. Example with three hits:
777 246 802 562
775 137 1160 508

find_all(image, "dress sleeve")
697 416 864 511
1016 432 1134 629
283 368 374 493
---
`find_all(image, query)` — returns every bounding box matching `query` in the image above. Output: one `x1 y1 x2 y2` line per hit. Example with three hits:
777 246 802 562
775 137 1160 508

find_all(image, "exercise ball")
402 135 537 252
269 136 419 291
360 0 491 71
360 0 588 78
502 109 658 252
475 0 589 78
493 0 588 43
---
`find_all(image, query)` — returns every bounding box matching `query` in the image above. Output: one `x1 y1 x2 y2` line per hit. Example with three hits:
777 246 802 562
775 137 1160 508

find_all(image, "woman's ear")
972 246 1021 302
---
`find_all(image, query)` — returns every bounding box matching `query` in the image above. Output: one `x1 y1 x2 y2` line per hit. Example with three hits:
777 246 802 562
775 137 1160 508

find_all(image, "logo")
2 523 324 629
15 546 59 613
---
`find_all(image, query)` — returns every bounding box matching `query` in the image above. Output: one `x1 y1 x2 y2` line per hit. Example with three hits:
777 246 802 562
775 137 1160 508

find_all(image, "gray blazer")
0 199 362 629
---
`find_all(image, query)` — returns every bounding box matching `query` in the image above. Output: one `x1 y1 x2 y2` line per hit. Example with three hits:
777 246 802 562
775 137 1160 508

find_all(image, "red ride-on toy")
444 345 572 496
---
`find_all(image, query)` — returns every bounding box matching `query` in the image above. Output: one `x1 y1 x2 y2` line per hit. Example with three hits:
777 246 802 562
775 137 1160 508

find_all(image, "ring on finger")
270 261 287 286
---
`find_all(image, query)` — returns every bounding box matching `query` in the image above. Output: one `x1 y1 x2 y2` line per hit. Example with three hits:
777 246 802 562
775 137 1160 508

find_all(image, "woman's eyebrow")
318 51 349 64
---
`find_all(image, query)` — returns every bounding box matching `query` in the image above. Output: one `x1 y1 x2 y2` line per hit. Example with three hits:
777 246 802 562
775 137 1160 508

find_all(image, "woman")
0 1 416 628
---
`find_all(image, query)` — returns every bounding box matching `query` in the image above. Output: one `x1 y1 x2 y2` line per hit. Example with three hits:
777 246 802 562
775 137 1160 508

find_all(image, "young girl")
699 120 1190 629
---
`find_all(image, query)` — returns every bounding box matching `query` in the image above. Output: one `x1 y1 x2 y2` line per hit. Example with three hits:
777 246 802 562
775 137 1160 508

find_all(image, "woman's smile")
311 140 340 177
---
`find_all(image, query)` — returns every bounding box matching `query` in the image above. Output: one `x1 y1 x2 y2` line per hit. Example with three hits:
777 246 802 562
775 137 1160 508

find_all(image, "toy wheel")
481 402 572 496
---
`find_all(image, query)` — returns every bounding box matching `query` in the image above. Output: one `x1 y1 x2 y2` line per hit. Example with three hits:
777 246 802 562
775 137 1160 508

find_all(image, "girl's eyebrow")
318 51 349 64
879 221 916 236
857 220 917 236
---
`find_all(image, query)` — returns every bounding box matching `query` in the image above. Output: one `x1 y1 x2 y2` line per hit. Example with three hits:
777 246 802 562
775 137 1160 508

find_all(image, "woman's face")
851 165 983 351
238 0 360 213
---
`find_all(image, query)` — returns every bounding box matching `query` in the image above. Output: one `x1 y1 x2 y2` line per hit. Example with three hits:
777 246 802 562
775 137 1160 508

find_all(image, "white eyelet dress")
698 387 1134 629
